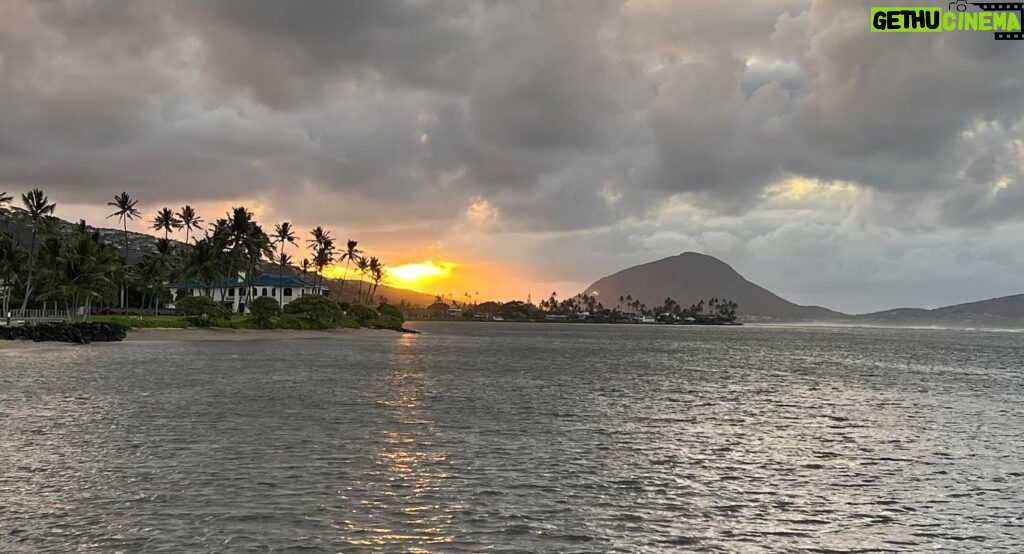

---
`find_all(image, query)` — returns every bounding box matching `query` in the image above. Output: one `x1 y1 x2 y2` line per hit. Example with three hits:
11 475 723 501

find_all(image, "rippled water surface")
2 323 1023 552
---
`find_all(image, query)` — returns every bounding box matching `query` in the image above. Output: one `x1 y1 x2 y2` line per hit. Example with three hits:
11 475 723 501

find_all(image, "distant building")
166 273 328 314
448 308 463 318
545 314 568 320
426 301 450 318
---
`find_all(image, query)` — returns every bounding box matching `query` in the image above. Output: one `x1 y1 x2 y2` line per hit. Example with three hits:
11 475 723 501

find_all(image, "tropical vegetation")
422 291 740 324
0 187 392 327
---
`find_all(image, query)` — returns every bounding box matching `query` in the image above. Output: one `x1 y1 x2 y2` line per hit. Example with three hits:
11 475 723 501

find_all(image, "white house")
166 273 329 314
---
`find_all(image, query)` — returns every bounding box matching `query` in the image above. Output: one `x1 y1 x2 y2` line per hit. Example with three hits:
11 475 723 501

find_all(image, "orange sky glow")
59 199 588 304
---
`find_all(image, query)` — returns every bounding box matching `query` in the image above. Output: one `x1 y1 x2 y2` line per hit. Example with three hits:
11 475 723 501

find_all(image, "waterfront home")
166 273 328 314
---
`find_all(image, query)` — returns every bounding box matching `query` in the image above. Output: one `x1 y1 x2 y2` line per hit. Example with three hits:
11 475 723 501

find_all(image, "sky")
1 0 1023 313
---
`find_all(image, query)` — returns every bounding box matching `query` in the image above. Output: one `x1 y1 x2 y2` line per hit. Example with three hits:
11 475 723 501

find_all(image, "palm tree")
152 207 182 240
38 228 119 322
137 238 174 316
106 191 141 309
215 207 272 312
367 257 384 304
176 205 202 245
354 256 370 304
338 239 362 301
307 226 333 289
0 232 27 321
176 237 224 298
272 222 298 307
277 252 293 273
18 189 57 313
312 241 334 292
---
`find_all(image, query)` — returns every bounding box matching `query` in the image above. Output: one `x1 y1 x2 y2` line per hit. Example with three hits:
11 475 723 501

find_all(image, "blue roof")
169 275 324 288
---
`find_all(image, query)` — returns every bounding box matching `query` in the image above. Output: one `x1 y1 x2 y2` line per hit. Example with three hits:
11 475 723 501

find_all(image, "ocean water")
1 323 1022 552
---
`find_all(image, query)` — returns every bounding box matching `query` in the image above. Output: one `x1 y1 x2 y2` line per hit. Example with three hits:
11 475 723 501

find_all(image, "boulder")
0 322 128 343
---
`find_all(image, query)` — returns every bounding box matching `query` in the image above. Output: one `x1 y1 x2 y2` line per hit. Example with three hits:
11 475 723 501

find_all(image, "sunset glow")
387 261 458 291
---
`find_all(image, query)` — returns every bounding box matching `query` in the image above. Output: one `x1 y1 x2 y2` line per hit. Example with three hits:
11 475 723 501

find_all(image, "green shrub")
377 316 404 331
338 317 361 329
373 303 405 330
249 297 281 328
88 315 191 329
217 318 259 329
377 303 405 324
187 314 215 327
283 294 344 323
346 304 378 326
175 295 230 320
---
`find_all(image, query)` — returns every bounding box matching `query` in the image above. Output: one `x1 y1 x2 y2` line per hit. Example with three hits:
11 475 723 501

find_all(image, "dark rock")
0 322 128 343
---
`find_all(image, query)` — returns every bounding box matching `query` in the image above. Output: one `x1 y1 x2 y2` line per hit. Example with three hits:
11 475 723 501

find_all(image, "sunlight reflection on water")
1 324 1022 552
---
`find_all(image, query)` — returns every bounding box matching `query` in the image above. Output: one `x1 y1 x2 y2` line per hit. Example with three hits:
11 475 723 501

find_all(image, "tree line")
425 290 739 323
0 188 388 322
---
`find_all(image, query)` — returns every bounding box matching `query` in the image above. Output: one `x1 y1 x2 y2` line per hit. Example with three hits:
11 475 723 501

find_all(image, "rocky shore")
0 322 128 344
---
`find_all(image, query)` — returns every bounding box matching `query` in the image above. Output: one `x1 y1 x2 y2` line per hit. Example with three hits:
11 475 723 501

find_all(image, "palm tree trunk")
121 220 129 310
338 259 351 301
18 229 37 313
220 257 235 304
278 245 285 309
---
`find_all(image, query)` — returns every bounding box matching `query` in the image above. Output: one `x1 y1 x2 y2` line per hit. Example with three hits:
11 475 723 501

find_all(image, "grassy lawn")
88 314 361 330
89 315 192 328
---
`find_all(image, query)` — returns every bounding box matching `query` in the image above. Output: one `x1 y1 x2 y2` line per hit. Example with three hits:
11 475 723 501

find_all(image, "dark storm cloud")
1 0 1022 230
178 0 476 108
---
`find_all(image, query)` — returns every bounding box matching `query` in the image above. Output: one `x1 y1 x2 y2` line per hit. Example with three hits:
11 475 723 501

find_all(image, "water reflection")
341 334 457 550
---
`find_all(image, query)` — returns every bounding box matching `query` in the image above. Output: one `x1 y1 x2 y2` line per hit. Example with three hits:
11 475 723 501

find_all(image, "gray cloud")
1 0 1023 308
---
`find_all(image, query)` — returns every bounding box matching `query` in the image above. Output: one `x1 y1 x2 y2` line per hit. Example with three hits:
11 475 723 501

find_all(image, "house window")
272 288 277 297
262 288 268 297
283 288 293 297
228 287 235 297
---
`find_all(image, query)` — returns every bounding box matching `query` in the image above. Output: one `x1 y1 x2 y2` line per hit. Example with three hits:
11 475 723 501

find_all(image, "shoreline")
123 327 378 342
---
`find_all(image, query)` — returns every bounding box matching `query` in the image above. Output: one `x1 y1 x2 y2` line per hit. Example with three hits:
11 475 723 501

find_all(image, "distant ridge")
854 294 1024 328
584 252 843 321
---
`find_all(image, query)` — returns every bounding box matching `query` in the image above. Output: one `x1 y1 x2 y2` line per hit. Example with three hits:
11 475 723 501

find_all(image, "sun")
387 261 457 290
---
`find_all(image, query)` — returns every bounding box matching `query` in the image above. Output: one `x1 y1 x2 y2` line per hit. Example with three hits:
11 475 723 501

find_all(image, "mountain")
854 294 1024 328
0 208 437 307
584 252 845 321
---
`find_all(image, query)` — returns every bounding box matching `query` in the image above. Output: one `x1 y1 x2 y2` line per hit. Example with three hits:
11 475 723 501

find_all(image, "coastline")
124 327 374 342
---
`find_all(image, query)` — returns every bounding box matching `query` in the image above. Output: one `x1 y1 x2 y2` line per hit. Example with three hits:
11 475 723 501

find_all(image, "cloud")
1 0 1023 308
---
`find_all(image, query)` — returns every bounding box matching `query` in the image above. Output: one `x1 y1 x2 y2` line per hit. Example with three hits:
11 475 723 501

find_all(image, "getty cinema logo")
871 1 1023 39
